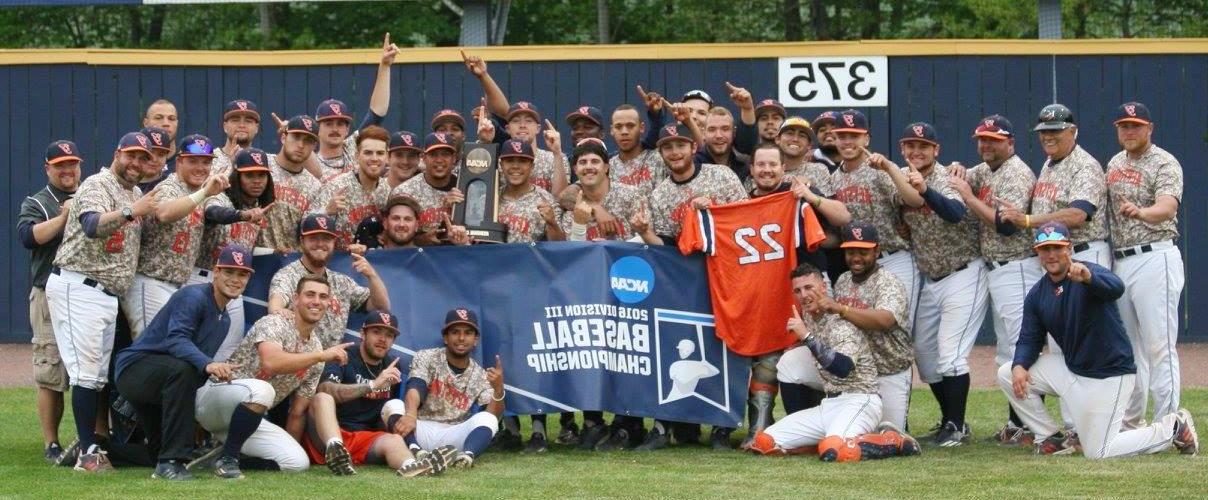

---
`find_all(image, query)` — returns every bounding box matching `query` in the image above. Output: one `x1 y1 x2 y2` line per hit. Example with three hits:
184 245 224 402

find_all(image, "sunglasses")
1034 231 1070 244
181 141 215 156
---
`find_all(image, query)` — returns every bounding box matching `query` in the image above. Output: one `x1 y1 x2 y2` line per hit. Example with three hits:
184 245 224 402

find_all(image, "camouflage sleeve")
873 272 910 333
471 368 494 406
268 268 296 304
408 350 435 384
311 179 336 217
1152 156 1184 201
75 180 115 215
1067 161 1106 211
246 315 287 348
997 165 1033 212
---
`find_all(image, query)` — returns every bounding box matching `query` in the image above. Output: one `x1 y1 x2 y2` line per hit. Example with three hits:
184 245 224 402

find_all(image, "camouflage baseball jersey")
833 267 913 376
137 174 206 285
965 155 1036 262
53 168 143 295
409 348 493 424
227 313 324 407
900 164 979 280
831 160 910 253
609 149 666 194
311 171 390 250
1106 144 1183 248
210 148 233 178
317 133 359 183
650 163 748 238
392 175 456 232
498 186 557 243
259 154 323 252
268 260 370 349
784 161 835 196
195 193 267 269
531 148 570 195
1032 145 1108 245
558 182 645 241
803 312 878 394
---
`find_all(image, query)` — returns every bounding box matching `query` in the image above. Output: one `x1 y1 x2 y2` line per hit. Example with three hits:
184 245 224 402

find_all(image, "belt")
51 267 117 297
1072 242 1090 253
989 260 1011 270
931 262 970 282
1114 240 1174 260
825 391 843 398
195 268 210 278
879 249 903 259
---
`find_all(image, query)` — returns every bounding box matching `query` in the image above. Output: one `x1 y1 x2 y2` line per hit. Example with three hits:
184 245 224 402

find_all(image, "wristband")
491 390 506 402
570 223 588 241
1024 214 1031 228
189 189 207 206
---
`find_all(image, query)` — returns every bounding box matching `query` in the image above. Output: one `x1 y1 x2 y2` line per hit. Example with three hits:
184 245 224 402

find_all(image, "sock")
503 415 521 435
531 415 546 436
928 381 949 425
71 387 99 453
223 404 263 459
1008 405 1023 428
464 427 493 456
405 435 419 450
945 374 971 428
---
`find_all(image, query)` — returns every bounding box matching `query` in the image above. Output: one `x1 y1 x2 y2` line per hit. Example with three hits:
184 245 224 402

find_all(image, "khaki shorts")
30 287 68 392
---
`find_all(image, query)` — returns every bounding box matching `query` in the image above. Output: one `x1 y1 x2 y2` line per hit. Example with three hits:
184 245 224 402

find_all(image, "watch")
121 207 134 221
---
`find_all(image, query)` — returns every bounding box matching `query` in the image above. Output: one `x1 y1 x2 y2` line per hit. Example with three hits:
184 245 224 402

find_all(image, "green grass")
0 388 1203 499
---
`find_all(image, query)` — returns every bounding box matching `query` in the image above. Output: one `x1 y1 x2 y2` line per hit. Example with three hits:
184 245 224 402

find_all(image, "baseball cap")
839 221 880 249
1033 104 1075 132
755 99 787 119
1114 102 1152 125
140 127 172 152
389 131 422 152
214 244 255 273
223 99 260 122
832 109 869 134
442 307 480 334
656 124 694 147
778 116 813 135
431 109 466 131
234 147 269 172
565 105 604 128
423 132 457 154
45 140 81 165
811 110 839 130
973 115 1014 140
899 122 939 146
118 131 153 155
1033 222 1072 248
285 115 319 138
682 89 713 106
177 134 216 157
498 139 535 160
505 101 541 122
362 310 400 335
299 213 338 239
315 99 352 123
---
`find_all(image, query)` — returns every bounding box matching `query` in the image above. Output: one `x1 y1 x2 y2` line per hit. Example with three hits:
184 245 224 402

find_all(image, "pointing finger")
383 32 390 47
459 49 469 62
261 201 276 212
387 357 399 369
495 354 502 369
339 342 356 350
636 85 647 98
725 81 739 92
792 304 802 319
544 119 555 131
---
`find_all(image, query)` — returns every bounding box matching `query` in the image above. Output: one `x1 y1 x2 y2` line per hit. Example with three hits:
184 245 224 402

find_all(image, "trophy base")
467 222 508 244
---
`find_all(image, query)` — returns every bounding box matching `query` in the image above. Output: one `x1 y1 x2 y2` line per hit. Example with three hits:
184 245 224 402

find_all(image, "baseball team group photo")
1 1 1205 498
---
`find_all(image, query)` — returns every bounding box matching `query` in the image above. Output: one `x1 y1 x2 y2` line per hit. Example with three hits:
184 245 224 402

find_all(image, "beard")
819 144 839 156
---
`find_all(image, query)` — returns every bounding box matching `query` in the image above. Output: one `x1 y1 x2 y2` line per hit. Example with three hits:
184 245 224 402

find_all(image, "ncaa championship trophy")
454 142 508 243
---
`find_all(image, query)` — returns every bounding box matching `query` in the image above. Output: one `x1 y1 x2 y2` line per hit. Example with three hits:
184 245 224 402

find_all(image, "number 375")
777 56 888 107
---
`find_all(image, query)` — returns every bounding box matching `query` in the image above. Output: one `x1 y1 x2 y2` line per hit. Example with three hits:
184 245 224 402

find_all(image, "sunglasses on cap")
181 141 215 156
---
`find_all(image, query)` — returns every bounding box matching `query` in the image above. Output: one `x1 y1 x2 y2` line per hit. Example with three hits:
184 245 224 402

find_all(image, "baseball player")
695 106 751 185
139 99 179 190
997 104 1110 266
385 131 423 190
313 34 398 182
112 245 253 480
829 110 924 337
312 125 392 251
259 115 323 253
561 139 645 243
498 139 565 244
893 122 989 447
566 105 606 144
392 132 462 234
380 307 505 469
124 134 228 338
45 132 161 472
752 98 787 146
267 214 390 348
304 310 450 477
211 99 261 178
1104 102 1185 429
810 111 841 171
372 195 470 249
192 275 355 477
752 263 920 462
998 222 1198 459
138 125 173 192
777 117 833 195
608 101 667 194
18 140 82 464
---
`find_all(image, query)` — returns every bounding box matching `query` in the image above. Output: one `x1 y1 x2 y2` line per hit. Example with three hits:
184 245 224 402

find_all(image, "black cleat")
325 441 356 475
557 422 581 445
595 429 630 452
522 432 549 454
152 461 194 481
44 442 64 465
633 429 669 451
213 455 244 479
577 423 609 450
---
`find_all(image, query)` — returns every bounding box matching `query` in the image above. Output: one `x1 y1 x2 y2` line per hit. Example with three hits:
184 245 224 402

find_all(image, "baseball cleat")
988 423 1034 447
922 422 944 443
488 430 523 452
213 455 245 479
557 422 581 445
577 423 608 450
1064 431 1082 453
1173 409 1199 456
152 461 194 481
709 427 733 451
874 422 922 457
449 451 475 468
397 455 444 478
44 442 64 465
522 432 549 454
185 444 223 472
633 429 669 451
324 441 356 476
430 445 458 468
595 429 629 452
936 422 968 447
1034 434 1077 456
55 439 80 467
73 451 115 473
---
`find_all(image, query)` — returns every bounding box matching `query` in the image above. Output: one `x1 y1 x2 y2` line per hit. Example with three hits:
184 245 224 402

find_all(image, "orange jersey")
678 191 827 356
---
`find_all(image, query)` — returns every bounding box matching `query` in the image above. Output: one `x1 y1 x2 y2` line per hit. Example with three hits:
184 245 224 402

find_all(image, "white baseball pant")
194 379 309 472
45 269 119 391
122 273 179 339
1114 242 1184 428
186 267 246 362
763 393 882 449
878 249 920 331
997 355 1177 459
1074 240 1111 267
913 260 990 384
413 413 499 451
876 369 912 430
777 346 908 430
987 258 1045 367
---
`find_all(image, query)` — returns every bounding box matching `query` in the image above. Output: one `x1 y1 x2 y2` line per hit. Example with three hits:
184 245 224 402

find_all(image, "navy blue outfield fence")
0 40 1204 342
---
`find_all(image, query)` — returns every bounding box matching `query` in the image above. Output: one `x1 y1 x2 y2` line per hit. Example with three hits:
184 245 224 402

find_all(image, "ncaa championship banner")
242 242 750 428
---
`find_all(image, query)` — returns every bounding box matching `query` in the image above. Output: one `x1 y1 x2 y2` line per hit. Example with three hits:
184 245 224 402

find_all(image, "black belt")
51 267 117 297
1114 241 1169 260
196 268 210 278
931 262 970 282
1073 242 1090 253
989 260 1011 269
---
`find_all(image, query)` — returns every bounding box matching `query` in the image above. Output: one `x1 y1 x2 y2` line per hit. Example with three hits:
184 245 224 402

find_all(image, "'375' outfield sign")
778 56 889 107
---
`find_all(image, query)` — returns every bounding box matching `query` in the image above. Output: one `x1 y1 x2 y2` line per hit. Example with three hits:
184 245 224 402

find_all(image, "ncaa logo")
609 256 654 304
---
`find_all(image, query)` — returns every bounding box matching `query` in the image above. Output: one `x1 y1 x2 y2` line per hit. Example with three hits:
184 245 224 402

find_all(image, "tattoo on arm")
318 381 371 403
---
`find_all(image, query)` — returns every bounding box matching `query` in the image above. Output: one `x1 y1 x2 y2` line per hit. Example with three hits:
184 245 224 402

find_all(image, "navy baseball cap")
832 109 869 134
45 140 81 165
840 221 879 249
973 115 1014 140
505 101 541 122
315 99 352 123
118 131 153 154
656 123 694 147
389 131 422 152
363 310 400 335
899 122 939 146
443 307 480 334
430 109 466 131
299 214 338 238
755 99 787 119
1034 222 1072 249
499 139 535 160
811 110 839 130
565 105 604 128
177 134 216 157
215 244 255 273
285 115 319 138
682 89 713 106
223 99 260 122
1033 104 1075 132
1114 102 1152 125
234 147 269 172
423 132 456 154
140 127 172 151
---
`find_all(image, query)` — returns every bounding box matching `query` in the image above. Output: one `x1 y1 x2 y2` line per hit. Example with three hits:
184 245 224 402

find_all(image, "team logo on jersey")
843 114 855 127
912 125 924 137
58 143 72 154
652 309 730 412
456 308 469 321
1124 104 1136 116
250 152 263 164
329 103 342 115
609 256 655 304
236 100 249 111
1055 285 1063 297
